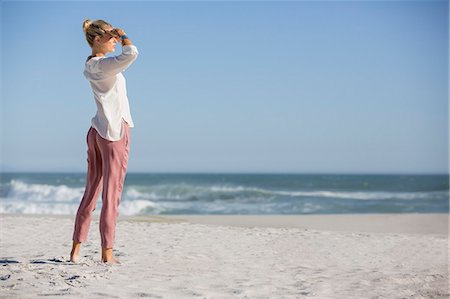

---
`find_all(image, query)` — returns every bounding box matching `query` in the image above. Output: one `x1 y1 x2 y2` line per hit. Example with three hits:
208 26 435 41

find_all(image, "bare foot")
101 247 121 264
101 257 121 264
70 252 79 263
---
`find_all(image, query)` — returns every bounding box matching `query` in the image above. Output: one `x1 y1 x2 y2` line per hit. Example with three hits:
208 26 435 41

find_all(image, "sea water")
0 172 448 215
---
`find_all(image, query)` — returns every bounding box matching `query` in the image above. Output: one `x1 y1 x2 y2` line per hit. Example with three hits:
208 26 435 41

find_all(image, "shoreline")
1 212 447 235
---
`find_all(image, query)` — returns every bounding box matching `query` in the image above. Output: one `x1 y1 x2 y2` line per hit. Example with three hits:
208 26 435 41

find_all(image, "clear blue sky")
0 1 448 174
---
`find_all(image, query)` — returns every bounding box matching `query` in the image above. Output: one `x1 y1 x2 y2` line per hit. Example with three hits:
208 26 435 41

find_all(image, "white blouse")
83 45 139 141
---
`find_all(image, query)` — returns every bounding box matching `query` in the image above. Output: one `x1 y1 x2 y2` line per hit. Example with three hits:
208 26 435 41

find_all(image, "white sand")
0 213 448 298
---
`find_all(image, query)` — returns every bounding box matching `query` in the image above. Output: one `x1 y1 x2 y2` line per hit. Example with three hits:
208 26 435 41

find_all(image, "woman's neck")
87 52 105 62
91 52 105 57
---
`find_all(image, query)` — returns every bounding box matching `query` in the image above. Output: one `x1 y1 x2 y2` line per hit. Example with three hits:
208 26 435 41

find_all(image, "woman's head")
82 19 119 53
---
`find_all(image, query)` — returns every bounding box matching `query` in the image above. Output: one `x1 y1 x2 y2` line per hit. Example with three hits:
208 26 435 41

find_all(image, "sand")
0 213 448 298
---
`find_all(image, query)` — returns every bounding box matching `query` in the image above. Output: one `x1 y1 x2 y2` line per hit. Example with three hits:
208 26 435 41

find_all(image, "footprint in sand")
64 274 87 287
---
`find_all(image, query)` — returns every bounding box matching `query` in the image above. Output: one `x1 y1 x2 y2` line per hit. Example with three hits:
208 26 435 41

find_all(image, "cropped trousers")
72 120 130 248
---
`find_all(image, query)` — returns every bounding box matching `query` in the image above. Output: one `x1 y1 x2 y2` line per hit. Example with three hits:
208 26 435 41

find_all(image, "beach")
0 213 448 298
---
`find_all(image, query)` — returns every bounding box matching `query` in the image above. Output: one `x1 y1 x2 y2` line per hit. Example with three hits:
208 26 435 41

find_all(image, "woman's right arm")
97 28 139 77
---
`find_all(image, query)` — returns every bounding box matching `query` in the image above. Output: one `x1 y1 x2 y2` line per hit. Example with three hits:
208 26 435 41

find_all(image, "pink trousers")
72 121 130 248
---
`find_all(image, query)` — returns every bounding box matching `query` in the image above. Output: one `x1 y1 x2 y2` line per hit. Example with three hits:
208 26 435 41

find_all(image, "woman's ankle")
72 241 81 250
101 247 113 258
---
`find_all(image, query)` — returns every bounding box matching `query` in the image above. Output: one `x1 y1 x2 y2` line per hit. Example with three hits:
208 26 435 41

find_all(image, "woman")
70 19 139 264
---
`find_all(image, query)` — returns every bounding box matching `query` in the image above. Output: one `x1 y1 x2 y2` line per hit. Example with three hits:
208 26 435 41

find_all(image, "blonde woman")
70 19 139 264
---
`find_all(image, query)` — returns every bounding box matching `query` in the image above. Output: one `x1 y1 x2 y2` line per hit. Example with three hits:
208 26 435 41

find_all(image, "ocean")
0 172 448 215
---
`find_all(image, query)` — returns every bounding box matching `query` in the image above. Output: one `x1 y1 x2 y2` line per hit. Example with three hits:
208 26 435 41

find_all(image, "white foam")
0 199 162 216
1 180 161 215
119 199 163 215
0 201 81 215
6 180 84 202
206 185 447 201
0 180 446 216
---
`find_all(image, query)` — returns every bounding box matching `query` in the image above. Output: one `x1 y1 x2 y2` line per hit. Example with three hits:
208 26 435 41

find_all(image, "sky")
0 0 448 174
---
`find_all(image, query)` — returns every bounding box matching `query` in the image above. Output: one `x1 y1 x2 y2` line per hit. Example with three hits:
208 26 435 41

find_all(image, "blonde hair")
82 18 113 48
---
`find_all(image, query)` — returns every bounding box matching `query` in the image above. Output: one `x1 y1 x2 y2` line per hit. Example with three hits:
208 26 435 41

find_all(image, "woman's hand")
112 28 126 37
112 27 133 46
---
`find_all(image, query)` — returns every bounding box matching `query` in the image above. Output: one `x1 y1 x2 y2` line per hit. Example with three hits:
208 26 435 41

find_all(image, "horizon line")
1 171 448 176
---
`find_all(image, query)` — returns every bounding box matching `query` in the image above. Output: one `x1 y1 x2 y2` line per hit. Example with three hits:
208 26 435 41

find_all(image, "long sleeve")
97 45 139 77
